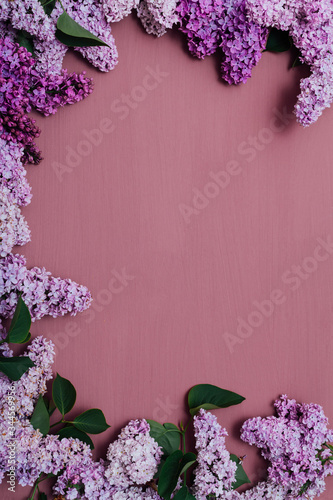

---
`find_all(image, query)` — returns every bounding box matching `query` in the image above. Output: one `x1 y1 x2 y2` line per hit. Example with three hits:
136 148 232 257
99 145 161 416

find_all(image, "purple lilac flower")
0 253 92 321
177 0 267 84
245 0 333 125
241 395 333 498
0 188 30 256
105 419 163 489
29 69 94 116
240 480 288 499
193 408 238 499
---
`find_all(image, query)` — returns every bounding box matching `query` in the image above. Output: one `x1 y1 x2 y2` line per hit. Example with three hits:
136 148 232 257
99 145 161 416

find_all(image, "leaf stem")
49 419 64 428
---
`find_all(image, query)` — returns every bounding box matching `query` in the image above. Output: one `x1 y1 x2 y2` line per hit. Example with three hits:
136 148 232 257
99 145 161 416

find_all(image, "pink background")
4 15 333 499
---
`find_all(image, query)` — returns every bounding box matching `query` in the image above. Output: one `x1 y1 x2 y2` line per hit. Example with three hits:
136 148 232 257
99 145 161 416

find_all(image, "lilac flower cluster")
0 37 42 165
0 187 30 257
0 138 32 206
137 0 180 37
241 395 333 498
193 408 238 499
29 69 93 116
105 418 163 489
245 0 333 125
0 336 55 419
177 0 268 84
0 0 54 42
0 253 92 321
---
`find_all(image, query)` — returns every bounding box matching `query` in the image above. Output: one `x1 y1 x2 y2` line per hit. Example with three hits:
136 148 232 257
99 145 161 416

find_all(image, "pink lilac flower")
0 253 92 321
102 0 140 23
0 336 55 420
0 0 54 42
0 138 32 207
240 395 333 498
245 0 333 125
177 0 267 84
33 37 68 77
105 419 163 489
137 0 180 37
193 408 238 499
0 188 30 256
240 480 288 499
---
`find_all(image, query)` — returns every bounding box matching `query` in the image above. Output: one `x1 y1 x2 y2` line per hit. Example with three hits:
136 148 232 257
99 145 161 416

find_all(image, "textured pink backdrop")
4 14 333 499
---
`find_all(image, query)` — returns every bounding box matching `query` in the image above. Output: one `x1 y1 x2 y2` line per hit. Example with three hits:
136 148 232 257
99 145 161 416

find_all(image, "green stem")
49 419 64 428
28 474 42 500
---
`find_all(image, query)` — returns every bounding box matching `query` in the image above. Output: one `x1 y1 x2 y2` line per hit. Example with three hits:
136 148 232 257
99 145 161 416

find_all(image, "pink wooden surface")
4 15 333 499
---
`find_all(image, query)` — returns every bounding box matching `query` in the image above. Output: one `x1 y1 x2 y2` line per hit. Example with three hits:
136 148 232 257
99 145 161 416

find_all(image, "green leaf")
38 0 56 16
230 455 251 489
0 356 34 381
147 420 181 456
266 28 292 53
58 426 94 449
44 397 56 417
56 12 109 48
188 384 245 416
158 450 184 500
38 493 47 500
16 30 35 55
73 409 110 434
8 297 31 344
173 486 196 500
52 373 76 416
31 395 50 436
179 452 196 476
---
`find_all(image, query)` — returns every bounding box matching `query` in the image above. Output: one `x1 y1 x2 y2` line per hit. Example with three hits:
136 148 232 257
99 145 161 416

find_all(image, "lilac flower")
193 409 238 499
0 0 54 42
240 480 288 499
0 188 30 256
102 0 140 23
0 138 32 207
29 69 94 116
105 419 163 489
48 0 118 73
245 0 333 125
177 0 267 84
0 336 55 420
0 253 92 321
241 395 333 498
137 0 180 37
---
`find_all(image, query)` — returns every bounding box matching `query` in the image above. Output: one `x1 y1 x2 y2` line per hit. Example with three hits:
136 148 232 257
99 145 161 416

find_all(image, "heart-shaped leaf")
230 455 251 489
188 384 245 416
31 395 50 436
147 420 181 456
158 450 184 500
56 12 109 48
8 297 31 344
58 426 94 449
73 409 110 434
0 356 34 381
52 373 76 416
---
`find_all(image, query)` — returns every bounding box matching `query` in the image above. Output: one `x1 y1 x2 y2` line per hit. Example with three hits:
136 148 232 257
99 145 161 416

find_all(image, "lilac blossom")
0 138 31 207
0 253 92 321
245 0 333 125
105 419 163 489
241 395 333 498
0 0 54 42
193 408 238 499
137 0 180 37
177 0 267 84
0 188 30 256
102 0 140 23
0 336 55 420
